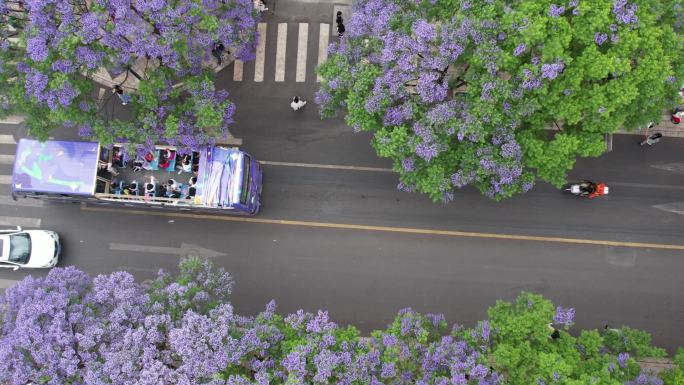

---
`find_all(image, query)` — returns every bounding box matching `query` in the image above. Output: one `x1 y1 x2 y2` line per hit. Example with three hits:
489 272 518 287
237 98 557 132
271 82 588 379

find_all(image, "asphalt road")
1 119 683 352
1 0 684 353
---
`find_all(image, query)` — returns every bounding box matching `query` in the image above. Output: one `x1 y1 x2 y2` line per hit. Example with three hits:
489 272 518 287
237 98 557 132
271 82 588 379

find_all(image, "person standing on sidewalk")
337 22 345 38
336 11 343 25
112 85 131 105
211 42 226 66
290 96 307 111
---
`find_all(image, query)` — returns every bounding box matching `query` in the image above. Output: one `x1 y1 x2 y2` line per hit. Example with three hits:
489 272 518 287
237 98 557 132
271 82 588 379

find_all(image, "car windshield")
8 233 31 264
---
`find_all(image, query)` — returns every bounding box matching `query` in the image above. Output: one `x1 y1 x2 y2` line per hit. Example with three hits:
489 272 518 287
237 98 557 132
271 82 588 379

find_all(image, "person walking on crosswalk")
290 96 307 111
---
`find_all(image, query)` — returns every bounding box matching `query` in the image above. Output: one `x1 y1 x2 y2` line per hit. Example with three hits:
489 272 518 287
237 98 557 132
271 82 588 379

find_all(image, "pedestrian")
211 42 226 65
336 11 343 26
112 85 131 105
290 96 307 111
254 0 268 12
639 132 662 146
337 22 345 38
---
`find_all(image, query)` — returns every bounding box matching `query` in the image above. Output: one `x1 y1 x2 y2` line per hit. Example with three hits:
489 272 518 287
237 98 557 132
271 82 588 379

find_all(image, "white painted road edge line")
260 160 395 173
0 216 41 227
317 23 329 82
0 195 44 207
275 23 287 82
0 279 20 290
254 23 267 82
296 23 308 83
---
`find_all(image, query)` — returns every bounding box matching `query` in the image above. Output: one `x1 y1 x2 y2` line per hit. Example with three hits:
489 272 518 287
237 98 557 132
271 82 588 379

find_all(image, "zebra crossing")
229 22 333 84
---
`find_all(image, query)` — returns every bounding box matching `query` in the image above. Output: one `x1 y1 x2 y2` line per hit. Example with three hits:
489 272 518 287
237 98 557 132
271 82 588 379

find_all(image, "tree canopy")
0 0 259 149
316 0 684 201
1 258 680 385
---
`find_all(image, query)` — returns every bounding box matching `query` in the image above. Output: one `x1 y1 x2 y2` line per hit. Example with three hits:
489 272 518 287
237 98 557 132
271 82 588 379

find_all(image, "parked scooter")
563 180 609 199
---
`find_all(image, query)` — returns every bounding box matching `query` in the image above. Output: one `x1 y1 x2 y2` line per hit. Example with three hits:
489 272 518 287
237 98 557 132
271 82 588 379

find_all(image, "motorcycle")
563 180 609 199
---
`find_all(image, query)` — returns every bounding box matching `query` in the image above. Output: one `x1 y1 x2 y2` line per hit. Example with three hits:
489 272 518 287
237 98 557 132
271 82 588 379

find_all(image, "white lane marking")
0 134 16 144
275 23 287 82
0 279 20 289
233 59 244 81
652 202 684 216
0 175 11 184
317 23 330 82
254 23 267 82
260 160 395 173
0 195 44 207
258 162 684 190
0 154 14 164
110 243 182 255
651 163 684 174
296 23 308 82
0 216 41 227
609 182 684 191
109 242 227 258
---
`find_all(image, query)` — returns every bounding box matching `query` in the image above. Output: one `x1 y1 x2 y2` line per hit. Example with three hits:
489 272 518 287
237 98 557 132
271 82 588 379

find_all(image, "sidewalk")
622 111 684 138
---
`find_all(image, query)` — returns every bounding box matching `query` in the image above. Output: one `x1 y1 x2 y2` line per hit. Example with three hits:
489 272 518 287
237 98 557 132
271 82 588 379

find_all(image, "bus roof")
13 139 99 196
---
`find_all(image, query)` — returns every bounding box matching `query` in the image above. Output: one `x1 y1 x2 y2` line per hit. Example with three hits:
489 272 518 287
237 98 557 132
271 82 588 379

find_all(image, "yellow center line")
81 205 684 251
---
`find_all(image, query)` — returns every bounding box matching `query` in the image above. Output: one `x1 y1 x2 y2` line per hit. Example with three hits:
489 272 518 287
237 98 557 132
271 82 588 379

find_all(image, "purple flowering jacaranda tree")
0 0 259 149
316 0 684 201
0 260 677 384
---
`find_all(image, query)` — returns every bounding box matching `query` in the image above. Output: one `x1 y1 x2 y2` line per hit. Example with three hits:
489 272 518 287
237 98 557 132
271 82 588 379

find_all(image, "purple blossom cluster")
553 306 575 327
6 0 260 149
595 32 608 46
548 4 566 18
540 61 564 80
613 0 638 25
513 43 526 56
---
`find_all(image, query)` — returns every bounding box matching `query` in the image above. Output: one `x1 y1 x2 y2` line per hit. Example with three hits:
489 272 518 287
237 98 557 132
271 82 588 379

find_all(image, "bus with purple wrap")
11 139 263 215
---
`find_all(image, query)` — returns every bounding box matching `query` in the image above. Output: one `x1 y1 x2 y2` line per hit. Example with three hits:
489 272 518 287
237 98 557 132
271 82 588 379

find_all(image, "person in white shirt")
254 0 267 12
290 96 307 111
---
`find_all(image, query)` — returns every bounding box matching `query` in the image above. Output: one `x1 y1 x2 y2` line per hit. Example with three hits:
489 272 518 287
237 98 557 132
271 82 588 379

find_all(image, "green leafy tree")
316 0 684 201
484 292 666 385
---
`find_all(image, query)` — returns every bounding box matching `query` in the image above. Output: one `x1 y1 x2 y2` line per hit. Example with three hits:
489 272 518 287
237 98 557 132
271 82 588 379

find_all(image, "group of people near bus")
112 147 200 200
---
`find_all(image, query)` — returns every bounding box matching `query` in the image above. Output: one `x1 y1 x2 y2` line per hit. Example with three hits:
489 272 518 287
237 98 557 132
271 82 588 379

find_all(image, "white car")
0 227 60 270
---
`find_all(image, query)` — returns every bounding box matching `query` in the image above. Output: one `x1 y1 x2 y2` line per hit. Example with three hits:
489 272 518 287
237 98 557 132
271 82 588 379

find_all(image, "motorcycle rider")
579 180 596 197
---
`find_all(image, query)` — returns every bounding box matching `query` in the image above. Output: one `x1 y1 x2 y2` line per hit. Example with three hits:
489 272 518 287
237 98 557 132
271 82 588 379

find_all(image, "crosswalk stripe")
296 23 309 82
0 135 16 144
275 23 287 82
317 23 330 82
0 195 44 208
0 175 12 184
233 60 244 81
0 216 41 227
254 23 267 82
0 155 14 165
0 115 25 124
